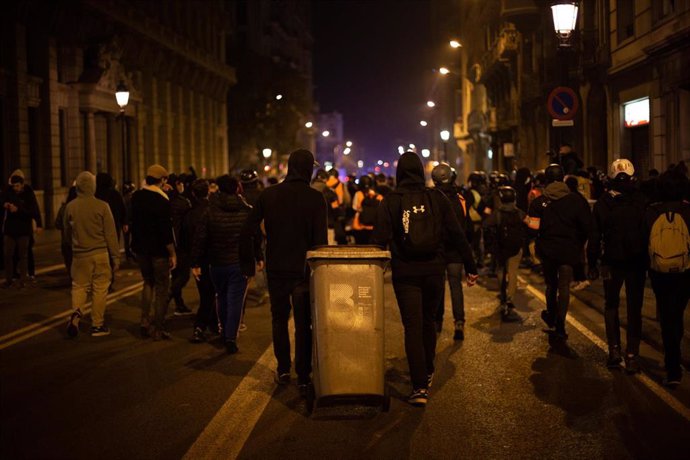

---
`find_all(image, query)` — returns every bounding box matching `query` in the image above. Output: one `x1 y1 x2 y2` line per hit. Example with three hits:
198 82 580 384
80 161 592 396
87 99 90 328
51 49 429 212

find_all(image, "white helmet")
609 158 635 179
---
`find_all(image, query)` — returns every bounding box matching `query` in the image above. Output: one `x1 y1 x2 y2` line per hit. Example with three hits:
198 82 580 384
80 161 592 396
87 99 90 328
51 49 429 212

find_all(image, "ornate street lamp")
115 81 129 181
551 1 579 47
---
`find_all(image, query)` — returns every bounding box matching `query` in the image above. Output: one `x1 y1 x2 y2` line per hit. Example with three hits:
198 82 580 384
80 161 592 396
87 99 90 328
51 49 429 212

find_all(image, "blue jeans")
210 264 247 342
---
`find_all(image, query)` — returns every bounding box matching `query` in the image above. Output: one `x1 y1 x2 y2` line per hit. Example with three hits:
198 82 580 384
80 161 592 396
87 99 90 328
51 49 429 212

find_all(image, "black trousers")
393 274 444 390
541 257 574 334
603 265 646 355
193 267 218 332
169 251 191 307
267 276 312 383
649 270 690 377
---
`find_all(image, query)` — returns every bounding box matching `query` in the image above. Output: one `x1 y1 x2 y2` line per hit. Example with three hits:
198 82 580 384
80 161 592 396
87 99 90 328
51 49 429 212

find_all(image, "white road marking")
183 342 279 460
520 277 690 422
0 281 143 350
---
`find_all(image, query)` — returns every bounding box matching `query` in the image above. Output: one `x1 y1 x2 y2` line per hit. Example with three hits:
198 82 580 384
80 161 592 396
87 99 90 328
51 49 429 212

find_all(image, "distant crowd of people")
2 142 689 406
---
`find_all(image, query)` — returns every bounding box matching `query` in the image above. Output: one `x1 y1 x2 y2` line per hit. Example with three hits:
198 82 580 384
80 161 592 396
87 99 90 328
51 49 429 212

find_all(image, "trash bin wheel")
305 383 316 415
382 387 391 412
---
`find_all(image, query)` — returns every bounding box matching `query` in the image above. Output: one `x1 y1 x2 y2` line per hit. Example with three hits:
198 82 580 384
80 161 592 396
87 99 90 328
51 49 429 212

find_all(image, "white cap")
609 159 635 179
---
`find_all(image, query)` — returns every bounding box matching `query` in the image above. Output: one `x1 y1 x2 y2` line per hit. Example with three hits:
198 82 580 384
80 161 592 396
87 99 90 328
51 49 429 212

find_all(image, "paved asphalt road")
1 248 689 459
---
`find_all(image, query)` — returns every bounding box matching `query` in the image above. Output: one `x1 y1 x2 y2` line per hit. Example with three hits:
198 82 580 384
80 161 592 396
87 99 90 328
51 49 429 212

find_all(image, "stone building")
0 0 235 226
450 0 689 176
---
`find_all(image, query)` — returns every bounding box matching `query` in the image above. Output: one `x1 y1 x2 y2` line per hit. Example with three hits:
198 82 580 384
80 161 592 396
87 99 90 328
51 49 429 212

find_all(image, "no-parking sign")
547 87 579 120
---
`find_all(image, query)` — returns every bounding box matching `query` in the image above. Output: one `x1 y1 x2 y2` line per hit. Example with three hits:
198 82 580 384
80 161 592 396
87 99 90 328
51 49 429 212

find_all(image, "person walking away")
326 169 351 245
131 164 177 340
644 170 690 387
484 186 527 322
588 159 648 372
431 163 474 339
95 173 127 290
558 143 584 176
64 172 120 337
167 175 193 315
240 149 327 393
191 175 258 354
351 175 382 244
466 172 488 268
565 176 591 291
312 169 341 245
184 179 219 343
528 164 591 342
372 152 478 406
2 174 40 289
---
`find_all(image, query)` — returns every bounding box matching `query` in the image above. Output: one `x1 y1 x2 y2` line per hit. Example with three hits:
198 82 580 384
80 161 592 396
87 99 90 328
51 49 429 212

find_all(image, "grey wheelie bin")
305 246 391 413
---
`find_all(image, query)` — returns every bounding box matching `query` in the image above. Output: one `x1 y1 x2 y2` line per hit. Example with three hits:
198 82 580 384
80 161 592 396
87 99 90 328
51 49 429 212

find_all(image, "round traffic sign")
547 87 579 120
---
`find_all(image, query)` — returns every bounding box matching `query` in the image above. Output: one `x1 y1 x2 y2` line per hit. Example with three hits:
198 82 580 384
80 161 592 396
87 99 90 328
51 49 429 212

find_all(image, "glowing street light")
322 130 330 137
345 140 353 147
275 94 283 100
551 1 579 47
421 149 431 158
419 120 428 127
408 143 416 150
343 147 351 155
262 148 272 159
398 146 405 155
377 160 383 166
449 40 462 48
440 130 450 141
439 67 450 75
383 162 390 168
426 100 436 108
357 160 364 168
305 121 313 128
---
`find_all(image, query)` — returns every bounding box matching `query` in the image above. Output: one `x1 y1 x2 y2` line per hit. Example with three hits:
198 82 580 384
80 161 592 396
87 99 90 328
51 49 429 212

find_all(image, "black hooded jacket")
239 150 328 279
95 173 126 231
192 192 254 271
588 183 648 268
371 152 477 277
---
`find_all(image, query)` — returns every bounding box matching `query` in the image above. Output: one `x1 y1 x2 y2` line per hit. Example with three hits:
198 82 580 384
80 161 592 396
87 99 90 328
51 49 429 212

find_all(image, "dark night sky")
313 0 433 164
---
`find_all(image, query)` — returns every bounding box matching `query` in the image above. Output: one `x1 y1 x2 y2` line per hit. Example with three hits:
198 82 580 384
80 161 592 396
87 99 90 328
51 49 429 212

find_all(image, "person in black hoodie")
184 179 218 343
191 175 256 354
588 159 648 372
96 172 127 289
240 149 327 391
528 164 591 342
372 152 478 406
168 176 193 315
431 163 473 340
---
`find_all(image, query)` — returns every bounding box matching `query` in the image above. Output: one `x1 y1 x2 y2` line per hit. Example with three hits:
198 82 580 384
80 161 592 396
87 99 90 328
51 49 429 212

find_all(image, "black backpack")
358 192 380 226
396 189 440 257
496 208 525 263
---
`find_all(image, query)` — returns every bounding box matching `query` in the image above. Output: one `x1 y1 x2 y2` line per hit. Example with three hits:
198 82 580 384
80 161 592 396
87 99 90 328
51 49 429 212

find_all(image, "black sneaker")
624 354 640 374
90 326 111 337
274 372 290 385
225 340 239 354
663 373 682 388
607 345 622 369
297 377 312 397
541 310 555 330
407 388 429 407
66 310 82 338
190 327 207 343
174 305 193 316
453 322 464 341
501 304 521 323
152 328 172 341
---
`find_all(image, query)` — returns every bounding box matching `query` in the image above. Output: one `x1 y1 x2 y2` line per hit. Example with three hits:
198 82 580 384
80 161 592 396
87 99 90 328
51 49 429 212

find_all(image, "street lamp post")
115 81 130 181
550 1 579 152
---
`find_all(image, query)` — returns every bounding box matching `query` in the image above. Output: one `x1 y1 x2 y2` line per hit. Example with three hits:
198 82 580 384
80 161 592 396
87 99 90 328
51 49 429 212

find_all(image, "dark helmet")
314 169 329 182
328 168 339 178
358 175 374 190
498 186 516 204
450 167 458 184
533 171 546 187
468 171 485 187
545 163 565 183
431 163 453 186
239 169 258 184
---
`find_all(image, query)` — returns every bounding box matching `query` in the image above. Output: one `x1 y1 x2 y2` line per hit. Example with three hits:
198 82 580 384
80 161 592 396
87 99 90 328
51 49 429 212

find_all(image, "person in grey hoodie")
528 164 591 341
63 171 120 337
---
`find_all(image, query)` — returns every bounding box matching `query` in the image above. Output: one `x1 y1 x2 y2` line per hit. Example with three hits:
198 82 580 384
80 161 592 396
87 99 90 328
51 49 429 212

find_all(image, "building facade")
1 0 236 226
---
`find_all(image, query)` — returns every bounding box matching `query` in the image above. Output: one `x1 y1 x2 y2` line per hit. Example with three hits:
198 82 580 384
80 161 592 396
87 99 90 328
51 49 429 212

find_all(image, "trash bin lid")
306 245 391 261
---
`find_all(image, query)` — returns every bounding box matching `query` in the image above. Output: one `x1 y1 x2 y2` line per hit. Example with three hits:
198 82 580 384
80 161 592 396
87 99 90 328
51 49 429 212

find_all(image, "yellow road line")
520 276 690 422
0 281 143 350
